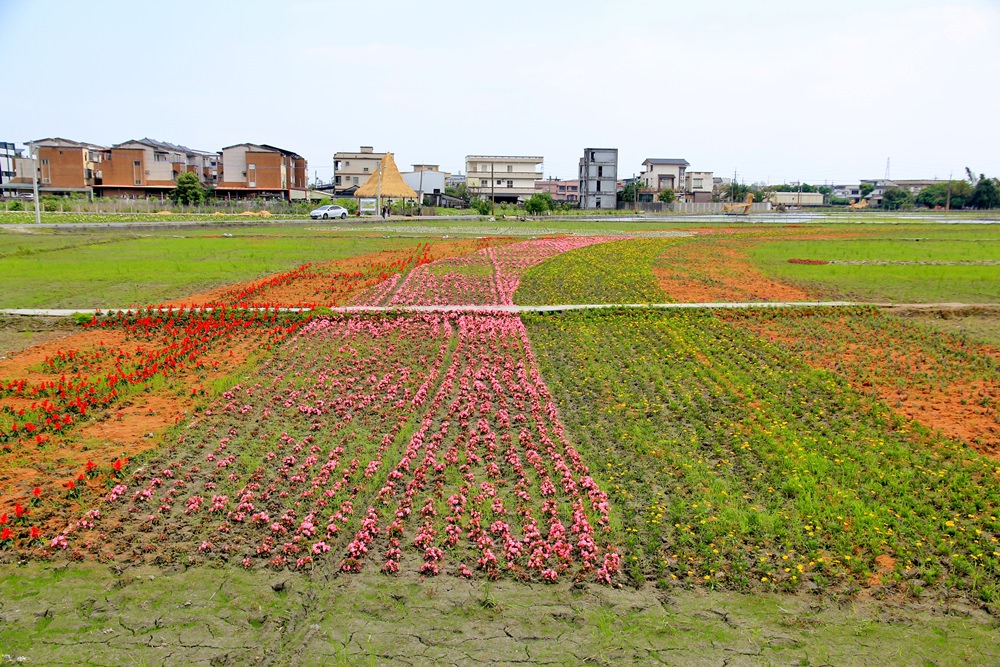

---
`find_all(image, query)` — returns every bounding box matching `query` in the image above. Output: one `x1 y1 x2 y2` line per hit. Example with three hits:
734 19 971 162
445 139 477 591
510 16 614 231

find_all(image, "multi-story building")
639 158 689 194
465 155 543 204
95 138 219 198
685 170 714 203
6 137 307 201
579 148 618 209
832 184 863 201
334 146 386 193
217 143 309 200
0 142 20 189
8 137 105 197
535 178 580 203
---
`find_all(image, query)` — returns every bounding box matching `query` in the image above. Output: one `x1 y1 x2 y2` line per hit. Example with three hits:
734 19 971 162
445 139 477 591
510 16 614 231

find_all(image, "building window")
507 165 512 173
693 179 703 188
596 181 601 191
507 180 513 188
590 152 595 161
595 196 601 209
353 176 359 185
598 166 603 177
363 167 369 173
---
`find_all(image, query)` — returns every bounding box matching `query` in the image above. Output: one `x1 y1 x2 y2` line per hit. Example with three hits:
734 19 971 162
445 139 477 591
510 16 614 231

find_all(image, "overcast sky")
2 0 997 185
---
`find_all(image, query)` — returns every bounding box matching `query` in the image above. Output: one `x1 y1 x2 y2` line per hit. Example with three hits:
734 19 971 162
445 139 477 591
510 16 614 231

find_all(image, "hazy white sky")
2 0 997 185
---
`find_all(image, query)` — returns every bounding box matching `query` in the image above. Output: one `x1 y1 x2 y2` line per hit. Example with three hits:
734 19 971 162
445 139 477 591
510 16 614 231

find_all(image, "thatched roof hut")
354 153 417 199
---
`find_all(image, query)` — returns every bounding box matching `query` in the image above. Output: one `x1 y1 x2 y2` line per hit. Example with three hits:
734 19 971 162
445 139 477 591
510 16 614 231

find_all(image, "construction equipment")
723 193 754 215
848 198 869 210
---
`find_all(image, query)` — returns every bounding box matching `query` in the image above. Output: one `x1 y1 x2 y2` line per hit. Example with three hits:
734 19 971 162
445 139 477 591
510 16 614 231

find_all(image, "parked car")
310 204 349 219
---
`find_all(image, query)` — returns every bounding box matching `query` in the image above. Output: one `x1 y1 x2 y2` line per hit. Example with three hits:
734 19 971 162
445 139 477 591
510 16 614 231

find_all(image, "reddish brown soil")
653 227 874 303
0 327 260 522
741 320 1000 455
655 244 815 303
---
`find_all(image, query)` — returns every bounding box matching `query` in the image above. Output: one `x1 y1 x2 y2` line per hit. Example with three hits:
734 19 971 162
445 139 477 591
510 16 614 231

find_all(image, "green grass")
749 226 1000 302
1 563 996 666
524 308 1000 595
0 230 426 308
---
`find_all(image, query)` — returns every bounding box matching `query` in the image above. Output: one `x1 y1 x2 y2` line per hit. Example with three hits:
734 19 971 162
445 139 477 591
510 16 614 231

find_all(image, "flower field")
354 236 615 306
1 227 998 609
524 308 1000 599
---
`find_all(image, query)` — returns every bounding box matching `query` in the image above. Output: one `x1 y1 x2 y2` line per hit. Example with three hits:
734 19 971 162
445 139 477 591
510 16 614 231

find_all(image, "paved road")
0 301 960 317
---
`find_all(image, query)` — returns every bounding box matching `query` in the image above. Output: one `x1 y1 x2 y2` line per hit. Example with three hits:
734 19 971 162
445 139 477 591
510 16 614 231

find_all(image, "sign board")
359 198 378 215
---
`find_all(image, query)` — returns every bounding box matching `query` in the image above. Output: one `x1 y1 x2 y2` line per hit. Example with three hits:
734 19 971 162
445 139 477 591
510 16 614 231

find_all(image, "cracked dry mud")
1 563 997 666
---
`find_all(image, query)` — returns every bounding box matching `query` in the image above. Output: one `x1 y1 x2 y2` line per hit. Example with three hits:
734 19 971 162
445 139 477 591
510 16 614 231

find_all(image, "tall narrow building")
579 148 618 209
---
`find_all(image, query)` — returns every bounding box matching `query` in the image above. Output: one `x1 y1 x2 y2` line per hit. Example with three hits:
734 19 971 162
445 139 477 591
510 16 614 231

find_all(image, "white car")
310 204 349 219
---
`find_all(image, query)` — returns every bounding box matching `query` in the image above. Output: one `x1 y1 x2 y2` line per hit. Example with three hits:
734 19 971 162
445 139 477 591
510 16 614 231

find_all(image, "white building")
579 148 618 209
401 169 446 204
640 158 689 193
334 146 386 192
465 155 543 203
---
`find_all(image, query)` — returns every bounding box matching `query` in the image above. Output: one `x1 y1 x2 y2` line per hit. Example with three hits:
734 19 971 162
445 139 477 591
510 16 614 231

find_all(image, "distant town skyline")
2 0 997 186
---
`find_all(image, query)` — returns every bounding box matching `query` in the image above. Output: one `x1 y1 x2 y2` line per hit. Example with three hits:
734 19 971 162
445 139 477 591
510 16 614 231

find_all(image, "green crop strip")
516 238 676 305
524 308 1000 598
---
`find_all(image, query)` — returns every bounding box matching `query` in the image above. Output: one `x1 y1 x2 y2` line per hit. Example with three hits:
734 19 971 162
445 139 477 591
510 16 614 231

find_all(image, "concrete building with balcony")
465 155 543 204
217 143 309 200
639 158 689 195
579 148 618 209
334 146 386 194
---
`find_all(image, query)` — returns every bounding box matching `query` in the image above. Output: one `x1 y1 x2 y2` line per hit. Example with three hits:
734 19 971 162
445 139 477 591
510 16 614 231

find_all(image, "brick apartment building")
5 137 308 201
217 143 309 200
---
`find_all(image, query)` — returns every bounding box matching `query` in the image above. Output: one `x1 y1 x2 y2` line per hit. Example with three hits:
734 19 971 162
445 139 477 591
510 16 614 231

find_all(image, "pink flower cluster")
351 237 613 307
61 310 620 584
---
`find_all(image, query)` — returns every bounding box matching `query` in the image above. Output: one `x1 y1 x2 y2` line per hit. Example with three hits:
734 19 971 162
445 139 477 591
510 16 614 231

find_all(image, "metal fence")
0 197 328 215
617 201 773 213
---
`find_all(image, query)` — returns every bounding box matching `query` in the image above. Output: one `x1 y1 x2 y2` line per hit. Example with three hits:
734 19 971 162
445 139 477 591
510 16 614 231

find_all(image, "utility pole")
490 161 495 215
30 141 40 224
945 172 952 211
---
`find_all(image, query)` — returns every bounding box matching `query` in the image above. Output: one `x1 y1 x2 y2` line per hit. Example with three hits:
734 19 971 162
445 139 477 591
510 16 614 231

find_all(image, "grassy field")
748 226 1000 303
0 230 432 308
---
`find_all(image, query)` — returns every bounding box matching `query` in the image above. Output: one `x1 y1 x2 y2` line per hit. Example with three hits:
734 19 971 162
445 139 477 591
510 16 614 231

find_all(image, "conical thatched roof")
354 153 417 198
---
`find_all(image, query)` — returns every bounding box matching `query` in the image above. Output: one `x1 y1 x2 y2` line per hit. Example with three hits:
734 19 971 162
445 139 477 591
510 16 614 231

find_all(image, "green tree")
169 172 206 206
470 198 492 215
444 183 470 206
657 188 676 203
860 183 875 198
915 181 973 209
524 193 549 215
334 197 359 214
970 175 1000 209
880 187 913 210
617 180 642 204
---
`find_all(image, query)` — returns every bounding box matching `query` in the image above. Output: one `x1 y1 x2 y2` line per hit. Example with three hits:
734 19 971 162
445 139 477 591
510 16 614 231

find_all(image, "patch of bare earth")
0 326 260 525
655 243 815 302
741 320 999 454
